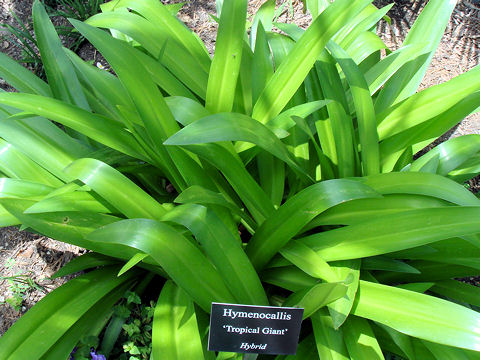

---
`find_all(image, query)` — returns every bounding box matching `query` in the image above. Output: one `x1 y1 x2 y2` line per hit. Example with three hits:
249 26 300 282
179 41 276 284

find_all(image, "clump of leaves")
44 0 103 21
0 0 480 359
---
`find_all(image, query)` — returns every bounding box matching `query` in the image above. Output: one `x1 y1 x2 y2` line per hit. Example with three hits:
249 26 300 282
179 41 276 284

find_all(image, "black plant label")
208 302 304 355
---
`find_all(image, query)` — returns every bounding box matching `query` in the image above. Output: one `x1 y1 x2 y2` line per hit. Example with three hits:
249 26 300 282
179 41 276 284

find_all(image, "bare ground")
0 0 479 335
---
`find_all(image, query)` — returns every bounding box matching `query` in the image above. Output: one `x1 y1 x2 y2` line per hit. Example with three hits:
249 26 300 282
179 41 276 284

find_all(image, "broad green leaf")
410 135 480 175
174 185 254 228
261 266 317 292
311 308 349 360
422 340 475 360
375 0 458 111
306 0 330 18
267 100 331 131
308 194 449 227
0 139 62 187
166 97 211 126
117 252 149 276
327 260 361 329
42 282 129 360
33 0 89 110
365 44 428 95
250 0 275 49
85 11 206 99
206 0 247 113
52 252 119 279
152 281 205 360
352 280 480 351
340 4 393 49
0 266 138 359
71 19 179 140
246 178 380 270
377 65 480 140
375 260 479 284
0 199 132 257
64 158 167 219
431 279 480 308
342 316 384 359
0 52 51 96
87 219 236 312
252 22 274 105
328 41 379 175
283 282 348 319
379 92 480 171
162 204 268 305
314 54 356 178
0 178 54 201
64 48 132 115
302 207 480 261
252 0 372 124
101 0 210 72
362 256 420 274
373 323 416 360
345 31 386 64
164 113 307 177
25 190 115 214
179 143 275 224
0 93 143 160
280 240 338 282
395 282 434 293
0 203 19 227
357 172 480 206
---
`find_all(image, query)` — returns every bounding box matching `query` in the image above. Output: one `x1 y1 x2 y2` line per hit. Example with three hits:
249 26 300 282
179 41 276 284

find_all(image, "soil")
0 0 479 335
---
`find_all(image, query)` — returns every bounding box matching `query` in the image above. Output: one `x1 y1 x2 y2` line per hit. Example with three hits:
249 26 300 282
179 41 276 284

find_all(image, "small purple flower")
69 347 77 360
90 348 106 360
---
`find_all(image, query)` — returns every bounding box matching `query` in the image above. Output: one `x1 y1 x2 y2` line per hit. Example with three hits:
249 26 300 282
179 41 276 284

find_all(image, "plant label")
208 302 304 355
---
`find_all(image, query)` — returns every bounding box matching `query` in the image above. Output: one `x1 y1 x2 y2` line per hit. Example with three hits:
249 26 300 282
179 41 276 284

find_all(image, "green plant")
0 0 480 358
44 0 103 21
0 271 45 311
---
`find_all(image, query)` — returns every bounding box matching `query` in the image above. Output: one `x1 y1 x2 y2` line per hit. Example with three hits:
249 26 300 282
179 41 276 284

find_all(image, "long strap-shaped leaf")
0 139 62 187
301 206 480 261
64 158 167 219
311 308 350 360
164 112 310 180
0 266 138 360
343 316 385 359
374 0 458 112
377 64 480 140
0 52 51 96
410 134 480 176
206 0 248 113
0 93 144 160
33 0 89 110
246 178 380 270
101 0 211 73
352 280 480 351
162 204 268 305
328 41 379 176
152 281 205 360
179 143 275 224
252 0 372 124
357 172 480 206
85 11 207 99
87 218 236 312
